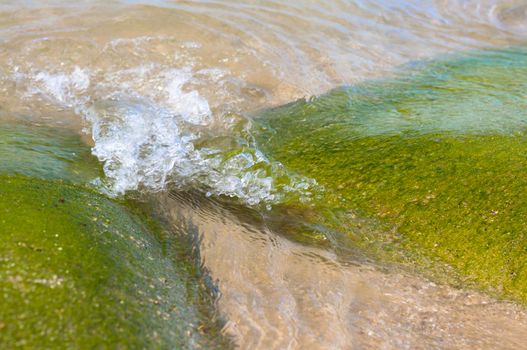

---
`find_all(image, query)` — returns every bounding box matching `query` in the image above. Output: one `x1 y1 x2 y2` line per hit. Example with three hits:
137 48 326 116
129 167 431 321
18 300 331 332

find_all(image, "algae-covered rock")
0 124 229 348
255 47 527 302
0 123 101 183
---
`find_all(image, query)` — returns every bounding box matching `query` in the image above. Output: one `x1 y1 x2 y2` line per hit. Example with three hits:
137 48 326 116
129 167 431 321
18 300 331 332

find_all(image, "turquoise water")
257 47 527 138
0 123 101 182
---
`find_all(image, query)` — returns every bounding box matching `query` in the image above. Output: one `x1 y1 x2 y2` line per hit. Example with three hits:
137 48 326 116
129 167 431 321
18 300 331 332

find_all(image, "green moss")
255 47 527 303
0 175 229 349
0 124 229 348
0 123 102 183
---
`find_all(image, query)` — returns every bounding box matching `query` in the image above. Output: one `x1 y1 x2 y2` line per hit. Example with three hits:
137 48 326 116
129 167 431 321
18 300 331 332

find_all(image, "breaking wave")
11 61 314 206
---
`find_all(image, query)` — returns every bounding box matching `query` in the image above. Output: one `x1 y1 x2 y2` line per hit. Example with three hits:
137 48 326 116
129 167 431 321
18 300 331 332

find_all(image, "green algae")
0 176 229 348
0 123 102 183
255 47 527 303
0 124 230 348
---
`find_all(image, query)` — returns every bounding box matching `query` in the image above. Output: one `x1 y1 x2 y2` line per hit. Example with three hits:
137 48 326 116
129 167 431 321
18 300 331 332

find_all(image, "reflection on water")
2 0 527 348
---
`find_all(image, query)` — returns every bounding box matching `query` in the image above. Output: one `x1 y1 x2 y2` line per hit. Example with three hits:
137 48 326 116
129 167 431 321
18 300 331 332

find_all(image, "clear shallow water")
158 190 527 349
2 0 527 348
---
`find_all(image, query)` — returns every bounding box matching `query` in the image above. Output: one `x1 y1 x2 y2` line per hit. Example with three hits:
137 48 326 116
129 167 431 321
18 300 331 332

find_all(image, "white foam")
181 41 202 49
87 99 196 194
31 66 90 108
164 68 212 125
85 96 294 205
9 57 314 206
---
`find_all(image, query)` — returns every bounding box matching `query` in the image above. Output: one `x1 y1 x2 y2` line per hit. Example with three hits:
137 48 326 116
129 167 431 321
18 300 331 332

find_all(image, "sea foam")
14 62 313 206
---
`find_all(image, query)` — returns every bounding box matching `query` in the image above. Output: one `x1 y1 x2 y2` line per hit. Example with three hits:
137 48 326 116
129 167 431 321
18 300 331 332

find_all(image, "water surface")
2 0 527 348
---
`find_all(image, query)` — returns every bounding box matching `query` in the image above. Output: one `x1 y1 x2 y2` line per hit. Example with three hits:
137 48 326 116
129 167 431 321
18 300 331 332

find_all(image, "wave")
9 62 315 206
2 0 527 207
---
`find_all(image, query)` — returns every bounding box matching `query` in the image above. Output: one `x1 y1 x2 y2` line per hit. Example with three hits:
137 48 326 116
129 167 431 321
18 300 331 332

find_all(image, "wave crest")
15 63 315 206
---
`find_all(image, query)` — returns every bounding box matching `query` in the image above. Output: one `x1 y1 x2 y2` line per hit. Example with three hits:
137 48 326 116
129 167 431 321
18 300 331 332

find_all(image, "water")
2 0 527 348
157 191 527 349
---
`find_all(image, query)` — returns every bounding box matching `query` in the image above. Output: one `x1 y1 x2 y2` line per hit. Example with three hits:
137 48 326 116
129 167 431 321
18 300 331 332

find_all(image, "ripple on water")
491 1 527 32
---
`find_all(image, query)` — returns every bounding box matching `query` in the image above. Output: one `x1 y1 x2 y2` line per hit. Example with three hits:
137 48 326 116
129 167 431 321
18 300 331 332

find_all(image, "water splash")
11 60 314 205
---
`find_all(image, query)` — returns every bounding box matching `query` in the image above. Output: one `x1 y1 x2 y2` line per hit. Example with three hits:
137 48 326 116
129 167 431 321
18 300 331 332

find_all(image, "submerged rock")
255 47 527 303
0 124 229 348
0 123 101 183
